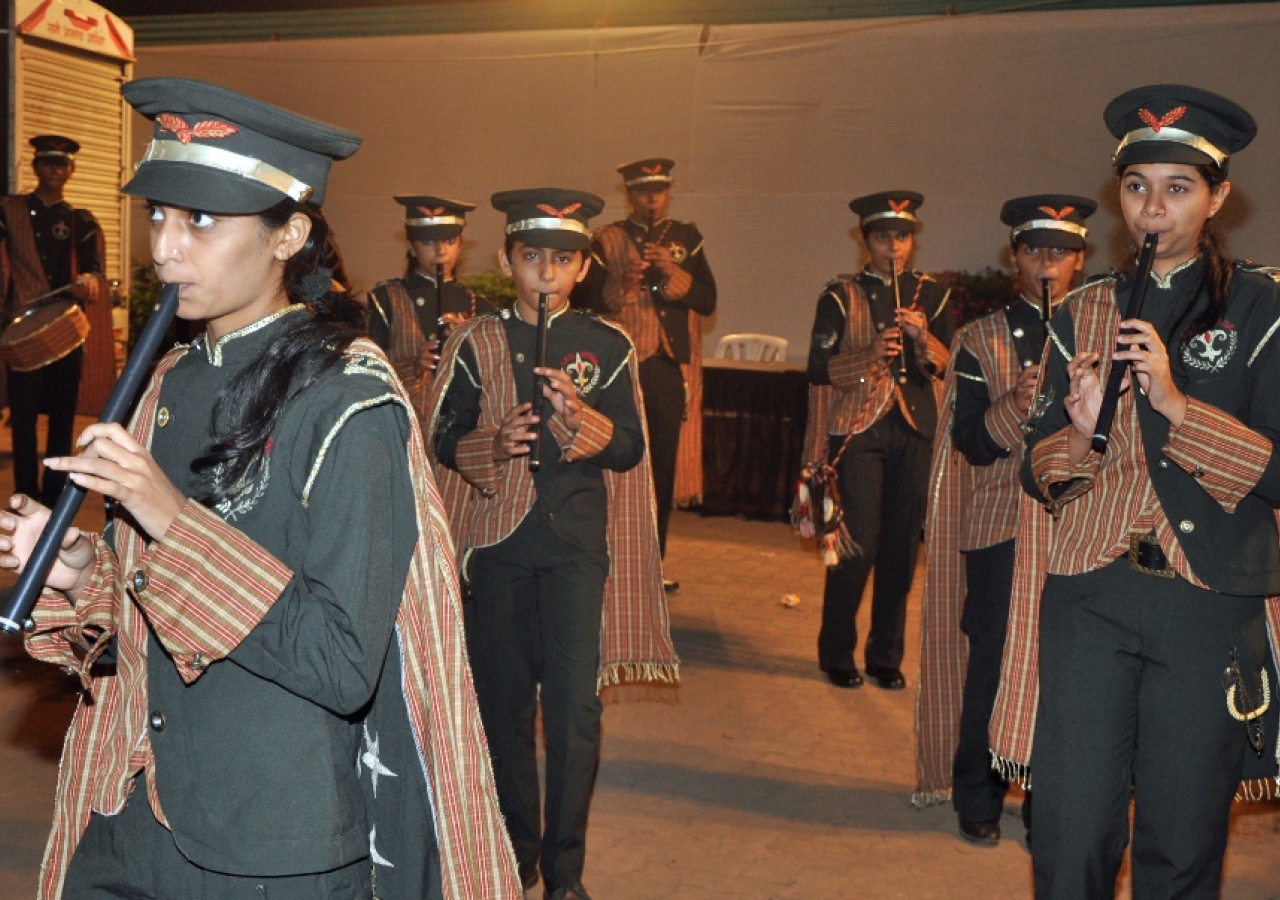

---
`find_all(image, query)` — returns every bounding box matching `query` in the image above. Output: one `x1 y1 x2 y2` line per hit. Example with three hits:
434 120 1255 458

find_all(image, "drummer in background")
0 135 106 507
367 195 495 425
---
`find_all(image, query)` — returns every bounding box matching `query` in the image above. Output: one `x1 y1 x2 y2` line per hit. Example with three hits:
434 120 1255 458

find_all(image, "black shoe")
822 666 863 688
958 816 1001 847
663 578 679 592
546 884 593 900
865 665 906 690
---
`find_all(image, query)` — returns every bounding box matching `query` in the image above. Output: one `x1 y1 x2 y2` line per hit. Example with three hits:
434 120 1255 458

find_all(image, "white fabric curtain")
135 4 1280 355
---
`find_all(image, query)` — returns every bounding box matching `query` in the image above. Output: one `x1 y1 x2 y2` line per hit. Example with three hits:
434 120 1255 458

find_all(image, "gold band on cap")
137 139 314 203
34 150 74 159
861 210 920 226
405 214 466 228
506 217 592 238
1113 126 1229 167
624 174 672 187
1012 220 1089 241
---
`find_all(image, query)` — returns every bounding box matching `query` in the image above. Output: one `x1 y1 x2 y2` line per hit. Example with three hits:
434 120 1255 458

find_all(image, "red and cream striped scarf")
913 310 1025 806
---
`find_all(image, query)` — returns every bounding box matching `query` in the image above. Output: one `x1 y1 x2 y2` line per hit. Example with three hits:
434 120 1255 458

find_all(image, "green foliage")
936 268 1016 327
459 270 517 308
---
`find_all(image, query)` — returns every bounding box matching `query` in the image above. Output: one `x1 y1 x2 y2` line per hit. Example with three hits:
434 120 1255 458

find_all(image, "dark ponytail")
190 199 367 507
1184 163 1235 342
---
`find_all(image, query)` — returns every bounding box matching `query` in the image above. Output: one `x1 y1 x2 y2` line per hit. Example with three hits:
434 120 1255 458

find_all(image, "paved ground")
0 419 1276 898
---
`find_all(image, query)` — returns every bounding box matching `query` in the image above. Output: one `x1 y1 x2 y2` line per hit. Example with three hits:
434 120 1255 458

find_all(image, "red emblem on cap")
157 114 240 145
537 202 582 219
417 206 446 217
49 138 70 151
642 164 663 175
1138 106 1187 133
889 198 912 213
1039 205 1075 220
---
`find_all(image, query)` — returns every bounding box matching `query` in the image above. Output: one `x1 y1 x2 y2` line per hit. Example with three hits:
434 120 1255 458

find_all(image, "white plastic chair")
715 333 788 363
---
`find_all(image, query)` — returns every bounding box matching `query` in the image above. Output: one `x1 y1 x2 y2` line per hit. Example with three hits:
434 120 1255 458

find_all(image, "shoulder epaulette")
1236 261 1280 283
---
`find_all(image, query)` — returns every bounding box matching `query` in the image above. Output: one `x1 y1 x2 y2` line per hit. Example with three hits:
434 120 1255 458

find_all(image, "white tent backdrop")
133 4 1280 356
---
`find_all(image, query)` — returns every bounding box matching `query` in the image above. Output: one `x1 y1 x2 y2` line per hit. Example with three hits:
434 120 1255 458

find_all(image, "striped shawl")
427 314 679 687
913 309 1028 807
25 338 521 899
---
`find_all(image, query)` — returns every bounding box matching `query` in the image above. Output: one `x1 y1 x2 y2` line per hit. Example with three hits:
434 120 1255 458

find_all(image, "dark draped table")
698 357 809 521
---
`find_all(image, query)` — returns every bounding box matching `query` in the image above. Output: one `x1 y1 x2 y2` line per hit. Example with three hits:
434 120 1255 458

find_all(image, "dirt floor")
0 419 1277 898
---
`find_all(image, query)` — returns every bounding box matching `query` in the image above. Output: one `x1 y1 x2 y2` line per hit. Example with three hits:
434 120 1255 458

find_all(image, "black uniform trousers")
8 346 82 507
1031 557 1266 900
953 539 1031 826
62 777 371 900
465 514 608 894
638 354 684 557
818 408 930 672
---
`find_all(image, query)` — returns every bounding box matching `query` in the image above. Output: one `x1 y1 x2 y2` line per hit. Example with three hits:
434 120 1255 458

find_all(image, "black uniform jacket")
1023 260 1280 596
808 268 955 440
143 310 419 874
434 306 646 552
367 270 495 350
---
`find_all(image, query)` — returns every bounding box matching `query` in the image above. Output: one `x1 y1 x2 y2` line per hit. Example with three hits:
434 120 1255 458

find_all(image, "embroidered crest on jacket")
1182 321 1238 373
562 350 601 396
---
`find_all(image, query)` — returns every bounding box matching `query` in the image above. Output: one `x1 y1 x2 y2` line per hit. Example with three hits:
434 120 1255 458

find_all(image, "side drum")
0 300 91 373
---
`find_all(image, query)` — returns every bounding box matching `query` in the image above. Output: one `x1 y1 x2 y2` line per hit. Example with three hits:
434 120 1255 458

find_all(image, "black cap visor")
508 228 591 252
1015 229 1086 251
1114 139 1219 169
862 218 919 235
123 162 290 215
408 224 464 242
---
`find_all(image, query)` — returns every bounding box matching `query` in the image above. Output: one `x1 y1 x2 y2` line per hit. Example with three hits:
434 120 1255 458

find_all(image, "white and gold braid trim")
506 217 592 238
1113 126 1228 167
138 139 314 202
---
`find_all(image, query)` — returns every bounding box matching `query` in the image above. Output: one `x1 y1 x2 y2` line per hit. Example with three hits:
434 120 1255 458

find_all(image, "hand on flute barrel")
1012 365 1041 416
0 495 95 597
642 243 677 279
870 327 903 363
493 402 538 461
45 423 186 543
1113 319 1188 428
535 366 584 432
895 306 929 349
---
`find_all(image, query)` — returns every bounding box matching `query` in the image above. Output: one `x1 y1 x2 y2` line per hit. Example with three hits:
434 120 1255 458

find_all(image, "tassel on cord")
990 751 1032 791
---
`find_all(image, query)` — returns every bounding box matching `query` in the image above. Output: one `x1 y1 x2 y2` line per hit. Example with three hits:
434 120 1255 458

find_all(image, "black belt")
1128 532 1175 579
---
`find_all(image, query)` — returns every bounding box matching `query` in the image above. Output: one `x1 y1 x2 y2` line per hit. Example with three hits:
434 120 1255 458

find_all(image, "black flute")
1 282 182 634
434 262 447 341
1091 232 1159 454
528 292 549 473
889 263 908 384
1041 277 1052 325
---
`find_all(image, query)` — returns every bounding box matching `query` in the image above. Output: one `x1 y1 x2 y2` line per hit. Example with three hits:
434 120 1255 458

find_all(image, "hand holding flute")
1089 232 1159 452
0 282 182 633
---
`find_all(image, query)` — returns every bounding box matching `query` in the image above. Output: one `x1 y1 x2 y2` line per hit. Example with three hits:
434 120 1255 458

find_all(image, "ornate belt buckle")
1127 532 1175 579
